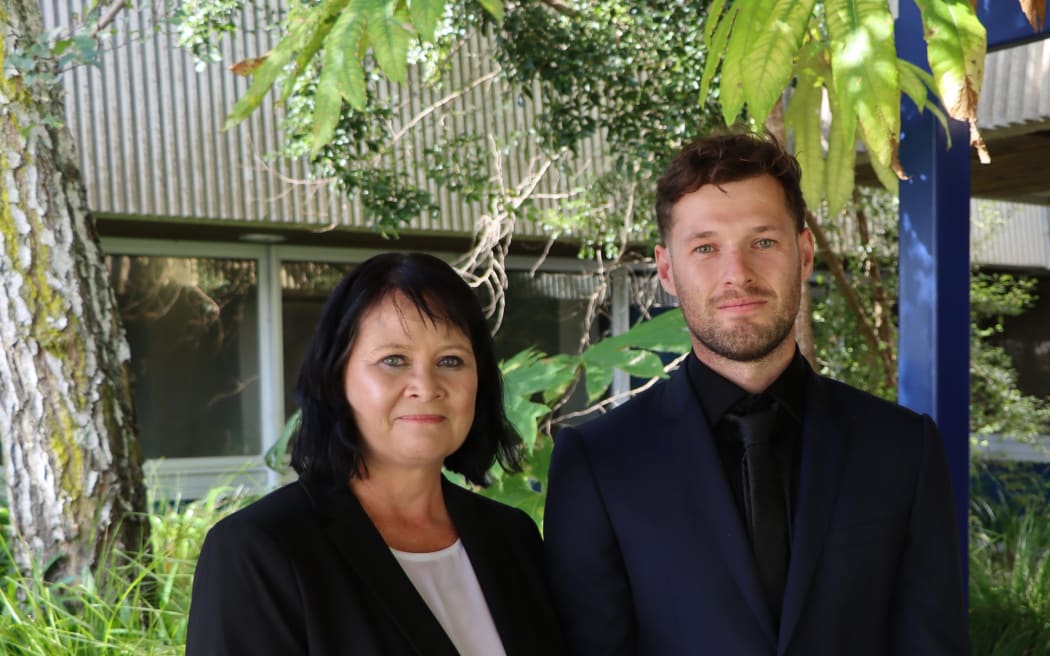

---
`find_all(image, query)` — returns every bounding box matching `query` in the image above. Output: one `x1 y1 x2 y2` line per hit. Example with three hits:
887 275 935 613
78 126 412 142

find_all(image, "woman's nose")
406 365 442 399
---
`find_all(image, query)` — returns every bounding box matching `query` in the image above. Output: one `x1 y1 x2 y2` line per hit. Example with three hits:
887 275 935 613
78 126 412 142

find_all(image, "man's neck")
692 338 797 394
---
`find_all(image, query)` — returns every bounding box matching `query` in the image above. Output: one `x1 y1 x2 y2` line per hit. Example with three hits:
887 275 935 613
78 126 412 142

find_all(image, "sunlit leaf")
409 0 446 42
365 0 412 82
592 309 690 354
699 3 738 104
825 82 857 218
825 0 900 176
737 0 818 124
785 36 829 210
327 5 368 110
719 2 757 123
914 0 987 159
474 0 504 23
282 0 353 105
311 63 344 153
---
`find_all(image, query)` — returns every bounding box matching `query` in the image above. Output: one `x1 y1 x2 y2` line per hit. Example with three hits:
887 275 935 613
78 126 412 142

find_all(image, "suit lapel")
777 375 850 653
664 367 778 646
306 481 460 656
444 479 524 656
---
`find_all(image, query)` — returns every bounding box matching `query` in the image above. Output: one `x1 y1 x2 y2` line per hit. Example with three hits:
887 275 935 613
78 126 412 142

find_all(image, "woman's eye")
438 355 464 367
380 355 405 367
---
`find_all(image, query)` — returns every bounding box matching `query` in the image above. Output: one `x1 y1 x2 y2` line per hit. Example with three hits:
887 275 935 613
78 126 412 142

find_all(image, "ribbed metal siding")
972 200 1050 270
42 2 605 237
979 38 1050 132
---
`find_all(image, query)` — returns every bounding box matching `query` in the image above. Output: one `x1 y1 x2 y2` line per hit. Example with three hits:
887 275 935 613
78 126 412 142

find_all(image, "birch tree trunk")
0 0 148 580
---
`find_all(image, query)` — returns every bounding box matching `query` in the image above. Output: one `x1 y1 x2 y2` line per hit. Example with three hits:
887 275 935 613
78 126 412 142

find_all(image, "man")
544 132 968 655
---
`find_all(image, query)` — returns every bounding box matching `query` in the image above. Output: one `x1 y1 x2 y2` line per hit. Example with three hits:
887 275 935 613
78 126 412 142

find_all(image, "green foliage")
970 498 1050 654
704 0 983 216
0 488 250 655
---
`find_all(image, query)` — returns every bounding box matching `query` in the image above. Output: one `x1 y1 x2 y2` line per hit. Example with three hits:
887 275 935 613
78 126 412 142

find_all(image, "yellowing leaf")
825 0 900 175
737 0 819 124
785 35 829 210
1019 0 1047 31
913 0 988 160
699 3 738 104
825 83 857 219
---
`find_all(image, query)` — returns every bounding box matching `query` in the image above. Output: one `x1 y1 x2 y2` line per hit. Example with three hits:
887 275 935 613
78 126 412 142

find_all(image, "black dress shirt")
685 349 808 545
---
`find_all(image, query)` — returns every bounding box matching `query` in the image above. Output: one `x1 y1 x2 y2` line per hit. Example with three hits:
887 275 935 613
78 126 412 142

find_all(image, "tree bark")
0 0 148 580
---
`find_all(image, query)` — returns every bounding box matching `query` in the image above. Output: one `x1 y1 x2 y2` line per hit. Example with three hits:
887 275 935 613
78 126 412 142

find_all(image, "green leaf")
914 0 986 123
365 0 412 82
592 308 691 354
474 0 504 23
825 0 900 174
824 82 857 219
311 57 345 152
283 0 353 105
264 409 301 472
699 3 738 104
502 394 549 449
785 37 829 211
736 0 818 124
409 0 446 42
719 2 756 123
327 5 368 110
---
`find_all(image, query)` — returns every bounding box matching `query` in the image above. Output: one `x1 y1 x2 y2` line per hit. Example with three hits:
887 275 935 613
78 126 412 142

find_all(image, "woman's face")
343 293 478 475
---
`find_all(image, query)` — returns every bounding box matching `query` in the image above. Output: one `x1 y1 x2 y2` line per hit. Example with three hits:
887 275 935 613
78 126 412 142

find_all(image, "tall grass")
2 486 1048 654
970 498 1050 655
0 488 249 656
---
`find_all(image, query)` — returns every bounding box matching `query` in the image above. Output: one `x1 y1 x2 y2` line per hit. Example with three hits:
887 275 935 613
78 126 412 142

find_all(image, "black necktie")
723 395 789 623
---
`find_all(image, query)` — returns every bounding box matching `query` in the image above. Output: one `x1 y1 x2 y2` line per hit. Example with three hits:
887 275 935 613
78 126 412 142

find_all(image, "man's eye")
695 244 715 254
755 238 776 248
380 355 406 366
438 355 465 367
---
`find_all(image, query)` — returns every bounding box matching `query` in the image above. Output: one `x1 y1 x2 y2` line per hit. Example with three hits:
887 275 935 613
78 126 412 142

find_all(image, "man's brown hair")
655 131 806 242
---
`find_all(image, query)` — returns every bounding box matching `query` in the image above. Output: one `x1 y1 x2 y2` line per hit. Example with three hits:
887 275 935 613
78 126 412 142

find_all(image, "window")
107 254 261 459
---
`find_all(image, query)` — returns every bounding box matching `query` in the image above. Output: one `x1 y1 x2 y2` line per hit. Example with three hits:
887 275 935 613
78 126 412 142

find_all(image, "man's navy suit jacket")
544 362 969 655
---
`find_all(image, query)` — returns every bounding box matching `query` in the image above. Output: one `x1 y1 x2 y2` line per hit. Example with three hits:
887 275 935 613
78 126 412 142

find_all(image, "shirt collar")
685 347 809 426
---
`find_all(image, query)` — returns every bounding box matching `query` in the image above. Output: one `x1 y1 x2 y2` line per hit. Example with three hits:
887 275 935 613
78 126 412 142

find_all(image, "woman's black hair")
291 252 521 488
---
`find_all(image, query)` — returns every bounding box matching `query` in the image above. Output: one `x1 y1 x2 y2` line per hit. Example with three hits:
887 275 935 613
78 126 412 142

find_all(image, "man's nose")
721 248 755 285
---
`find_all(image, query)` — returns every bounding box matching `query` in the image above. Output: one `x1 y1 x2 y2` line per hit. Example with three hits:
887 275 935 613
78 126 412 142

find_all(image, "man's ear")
654 245 677 296
798 228 815 279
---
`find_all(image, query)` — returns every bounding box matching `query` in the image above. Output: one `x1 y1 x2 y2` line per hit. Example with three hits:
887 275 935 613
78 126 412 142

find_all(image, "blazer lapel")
664 367 778 646
306 481 460 656
777 375 850 653
444 479 525 656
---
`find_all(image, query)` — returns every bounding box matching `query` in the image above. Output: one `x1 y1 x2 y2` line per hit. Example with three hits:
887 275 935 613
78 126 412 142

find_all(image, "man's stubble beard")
683 269 802 364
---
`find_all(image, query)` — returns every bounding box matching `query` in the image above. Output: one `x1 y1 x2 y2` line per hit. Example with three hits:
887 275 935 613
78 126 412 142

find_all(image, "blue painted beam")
977 0 1050 50
896 1 972 582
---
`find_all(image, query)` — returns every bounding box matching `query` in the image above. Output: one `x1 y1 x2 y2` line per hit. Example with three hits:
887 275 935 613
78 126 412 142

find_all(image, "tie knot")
723 394 778 448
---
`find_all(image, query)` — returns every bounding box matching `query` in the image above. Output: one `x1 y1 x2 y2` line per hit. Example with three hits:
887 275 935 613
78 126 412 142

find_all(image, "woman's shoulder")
205 481 316 545
442 478 538 533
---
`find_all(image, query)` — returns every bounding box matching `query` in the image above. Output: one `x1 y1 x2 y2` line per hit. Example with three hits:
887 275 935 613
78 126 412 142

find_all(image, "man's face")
655 174 814 364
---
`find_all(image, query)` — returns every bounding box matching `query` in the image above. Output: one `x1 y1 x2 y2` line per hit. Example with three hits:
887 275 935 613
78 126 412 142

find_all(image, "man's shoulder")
815 373 928 429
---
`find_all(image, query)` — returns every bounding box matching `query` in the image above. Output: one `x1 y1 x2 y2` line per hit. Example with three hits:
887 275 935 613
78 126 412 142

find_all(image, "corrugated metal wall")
979 38 1050 132
42 2 605 237
972 200 1050 270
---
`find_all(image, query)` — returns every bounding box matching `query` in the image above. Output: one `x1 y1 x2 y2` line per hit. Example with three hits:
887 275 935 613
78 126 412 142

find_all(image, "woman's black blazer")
185 476 567 655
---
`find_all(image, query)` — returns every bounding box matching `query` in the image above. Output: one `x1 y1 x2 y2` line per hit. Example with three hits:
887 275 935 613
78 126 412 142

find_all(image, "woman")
186 253 567 656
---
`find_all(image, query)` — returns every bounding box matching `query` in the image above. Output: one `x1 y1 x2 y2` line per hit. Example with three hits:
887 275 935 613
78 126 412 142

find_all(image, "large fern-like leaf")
785 37 829 212
824 82 857 219
224 3 331 129
474 0 503 23
825 0 900 176
409 0 446 42
736 0 819 124
719 2 760 123
913 0 985 124
365 0 412 82
282 0 353 105
327 4 368 110
699 3 738 104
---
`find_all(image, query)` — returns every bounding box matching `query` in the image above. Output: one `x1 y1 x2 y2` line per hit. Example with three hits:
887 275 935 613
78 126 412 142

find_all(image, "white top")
391 539 507 656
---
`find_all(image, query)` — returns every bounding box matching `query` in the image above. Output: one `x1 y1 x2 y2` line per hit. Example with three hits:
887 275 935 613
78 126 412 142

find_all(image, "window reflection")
106 255 260 458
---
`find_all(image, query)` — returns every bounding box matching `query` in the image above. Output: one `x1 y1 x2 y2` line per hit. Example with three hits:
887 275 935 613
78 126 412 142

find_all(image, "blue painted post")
896 1 972 581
